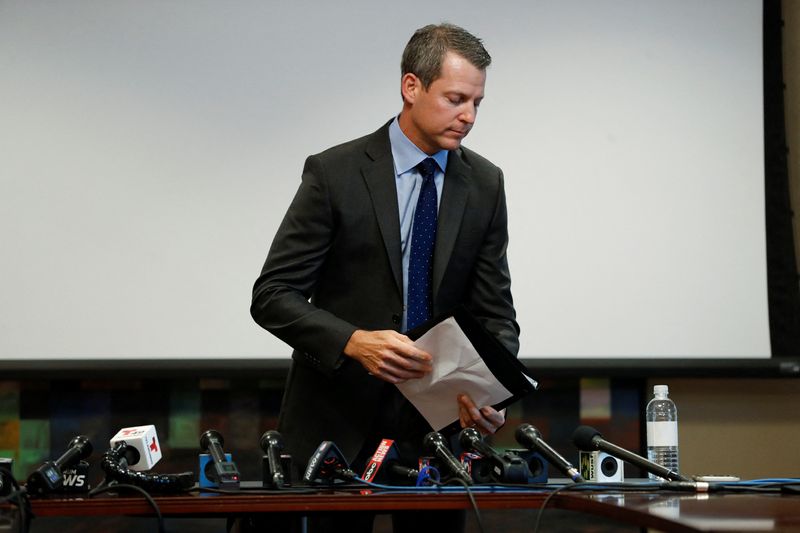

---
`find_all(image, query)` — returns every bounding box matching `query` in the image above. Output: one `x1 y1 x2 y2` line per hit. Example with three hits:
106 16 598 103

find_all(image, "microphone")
259 430 286 489
200 430 241 489
303 441 356 484
109 425 162 471
101 441 194 492
386 462 419 483
515 424 585 483
572 425 689 482
0 458 13 497
458 428 530 483
423 431 472 485
361 439 418 485
26 435 93 494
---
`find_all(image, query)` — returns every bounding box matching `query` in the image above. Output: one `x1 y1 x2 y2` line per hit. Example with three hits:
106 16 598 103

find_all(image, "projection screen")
0 0 770 362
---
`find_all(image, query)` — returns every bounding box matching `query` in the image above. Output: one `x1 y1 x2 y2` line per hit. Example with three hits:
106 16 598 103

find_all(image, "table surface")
16 483 800 533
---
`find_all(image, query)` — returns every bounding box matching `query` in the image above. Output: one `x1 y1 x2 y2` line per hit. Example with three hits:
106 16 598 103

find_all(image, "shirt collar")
389 116 449 175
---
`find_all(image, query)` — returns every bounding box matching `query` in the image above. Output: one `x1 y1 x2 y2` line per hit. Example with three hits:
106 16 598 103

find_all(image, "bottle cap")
654 384 669 396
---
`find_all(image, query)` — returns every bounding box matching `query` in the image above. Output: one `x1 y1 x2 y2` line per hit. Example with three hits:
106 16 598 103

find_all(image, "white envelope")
396 317 536 431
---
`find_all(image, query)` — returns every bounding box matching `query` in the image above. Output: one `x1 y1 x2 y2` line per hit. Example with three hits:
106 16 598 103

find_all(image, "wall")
648 378 800 479
0 376 643 482
4 374 798 482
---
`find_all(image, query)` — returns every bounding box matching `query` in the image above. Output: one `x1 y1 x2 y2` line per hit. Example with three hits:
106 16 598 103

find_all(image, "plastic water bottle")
646 384 679 480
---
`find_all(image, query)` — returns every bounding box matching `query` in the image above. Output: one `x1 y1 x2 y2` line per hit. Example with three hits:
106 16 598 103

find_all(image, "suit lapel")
360 123 472 305
362 126 403 296
433 149 470 301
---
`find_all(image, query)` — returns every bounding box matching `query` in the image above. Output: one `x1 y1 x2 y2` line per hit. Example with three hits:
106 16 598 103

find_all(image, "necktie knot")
416 157 438 181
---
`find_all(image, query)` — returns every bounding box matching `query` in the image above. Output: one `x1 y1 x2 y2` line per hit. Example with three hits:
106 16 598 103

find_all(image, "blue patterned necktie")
406 158 438 330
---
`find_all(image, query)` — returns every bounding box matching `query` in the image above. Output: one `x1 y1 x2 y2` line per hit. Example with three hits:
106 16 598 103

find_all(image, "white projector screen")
0 0 770 361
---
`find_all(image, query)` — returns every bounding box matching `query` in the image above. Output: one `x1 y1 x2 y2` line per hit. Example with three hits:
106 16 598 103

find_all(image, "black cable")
352 472 486 533
100 443 194 493
530 482 647 533
88 482 165 533
532 483 573 533
0 469 30 533
718 483 792 493
429 476 485 533
781 483 800 494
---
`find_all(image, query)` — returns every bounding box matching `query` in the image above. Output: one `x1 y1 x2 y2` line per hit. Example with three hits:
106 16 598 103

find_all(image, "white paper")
396 317 535 431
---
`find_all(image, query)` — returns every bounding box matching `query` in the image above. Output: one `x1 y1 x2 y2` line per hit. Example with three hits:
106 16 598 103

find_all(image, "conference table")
10 481 800 532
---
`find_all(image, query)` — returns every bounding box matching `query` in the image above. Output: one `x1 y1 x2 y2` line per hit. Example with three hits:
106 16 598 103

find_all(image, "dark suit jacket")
251 120 519 466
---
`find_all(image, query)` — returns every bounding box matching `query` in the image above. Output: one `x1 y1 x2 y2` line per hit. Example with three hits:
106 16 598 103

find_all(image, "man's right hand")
343 330 433 384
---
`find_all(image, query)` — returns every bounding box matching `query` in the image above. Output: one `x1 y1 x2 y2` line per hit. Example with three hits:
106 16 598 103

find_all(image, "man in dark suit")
251 22 518 532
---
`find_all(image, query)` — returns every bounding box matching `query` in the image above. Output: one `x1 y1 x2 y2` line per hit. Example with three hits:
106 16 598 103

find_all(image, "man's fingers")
477 412 500 433
457 394 505 435
346 330 432 379
389 336 433 365
394 354 433 372
385 343 432 371
372 369 426 384
481 406 505 426
369 354 429 383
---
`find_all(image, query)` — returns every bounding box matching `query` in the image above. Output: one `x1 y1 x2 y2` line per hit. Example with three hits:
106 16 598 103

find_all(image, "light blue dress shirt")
388 117 448 332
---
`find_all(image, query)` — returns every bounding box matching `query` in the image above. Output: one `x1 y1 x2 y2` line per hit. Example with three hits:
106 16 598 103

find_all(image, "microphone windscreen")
458 427 481 450
259 430 283 453
572 425 602 451
423 431 446 451
67 435 93 461
514 423 541 446
200 429 224 452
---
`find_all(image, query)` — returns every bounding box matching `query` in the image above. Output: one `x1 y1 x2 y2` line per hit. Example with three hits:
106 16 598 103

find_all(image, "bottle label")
646 421 678 446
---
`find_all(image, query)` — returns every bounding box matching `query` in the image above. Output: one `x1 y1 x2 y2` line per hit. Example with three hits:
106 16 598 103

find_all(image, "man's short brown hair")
401 23 491 88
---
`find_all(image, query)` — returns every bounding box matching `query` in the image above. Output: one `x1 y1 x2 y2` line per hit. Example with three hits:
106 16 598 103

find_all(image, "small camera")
579 451 624 482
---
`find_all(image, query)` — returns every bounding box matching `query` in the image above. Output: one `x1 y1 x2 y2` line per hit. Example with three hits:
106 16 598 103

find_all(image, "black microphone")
303 441 356 484
572 425 689 482
459 428 530 483
458 428 499 463
423 431 472 485
386 462 419 483
259 430 285 489
0 458 13 497
515 424 584 483
361 439 418 485
101 441 194 492
27 435 93 494
200 429 241 489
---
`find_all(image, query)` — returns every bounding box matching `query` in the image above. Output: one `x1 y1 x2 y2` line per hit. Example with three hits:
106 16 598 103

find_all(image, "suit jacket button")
391 314 401 325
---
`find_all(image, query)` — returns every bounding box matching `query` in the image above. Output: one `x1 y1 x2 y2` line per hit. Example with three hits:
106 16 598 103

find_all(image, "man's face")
399 52 486 155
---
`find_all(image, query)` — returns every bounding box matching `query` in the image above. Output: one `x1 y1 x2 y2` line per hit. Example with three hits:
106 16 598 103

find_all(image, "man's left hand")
457 393 505 435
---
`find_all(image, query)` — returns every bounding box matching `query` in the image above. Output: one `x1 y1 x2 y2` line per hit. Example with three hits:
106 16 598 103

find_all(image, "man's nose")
459 103 477 124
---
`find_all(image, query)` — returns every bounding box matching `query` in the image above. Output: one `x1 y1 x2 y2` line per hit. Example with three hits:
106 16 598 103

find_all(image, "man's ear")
400 72 423 105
